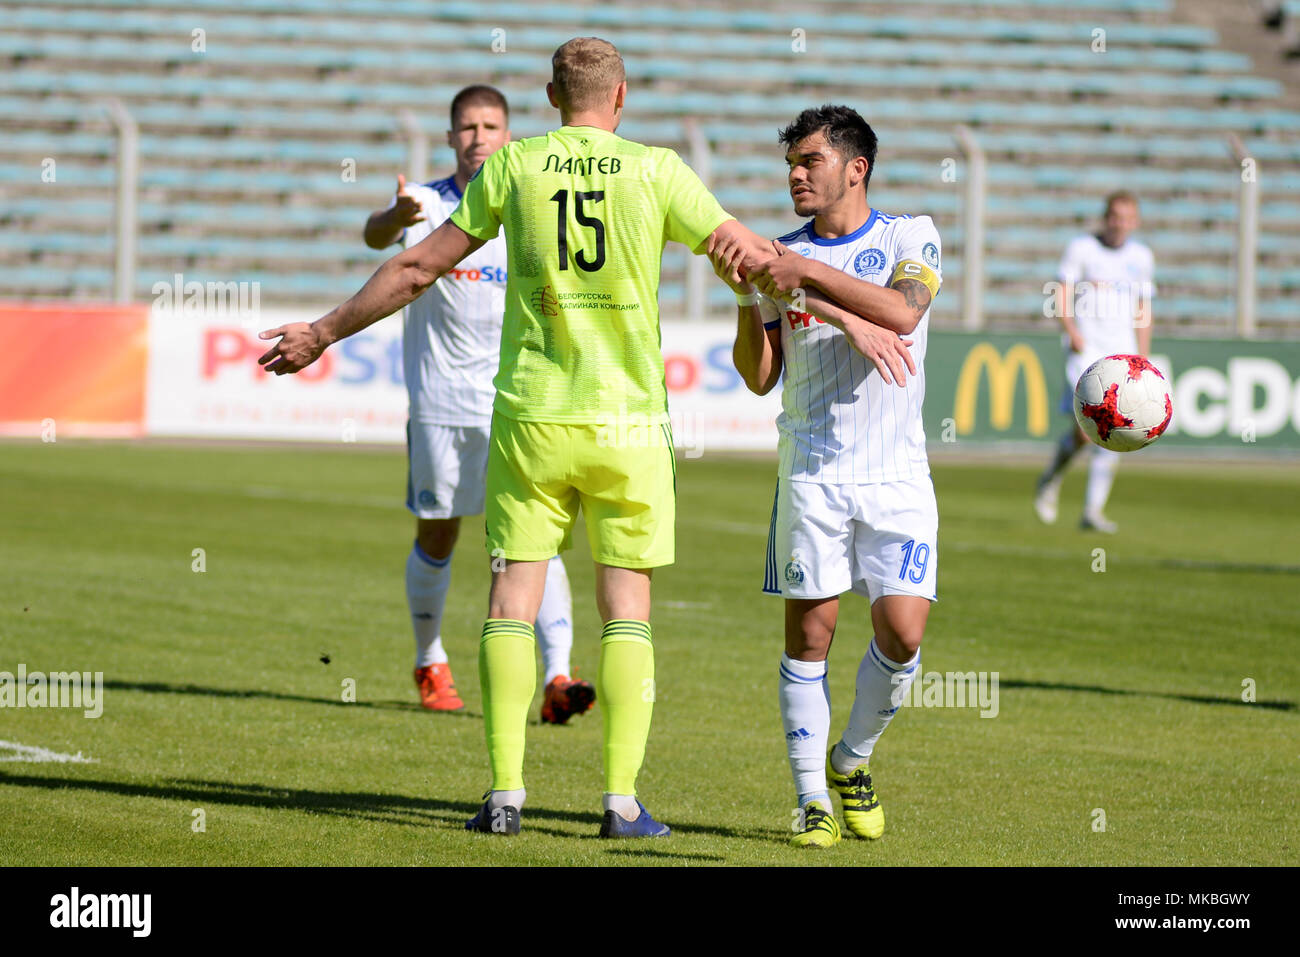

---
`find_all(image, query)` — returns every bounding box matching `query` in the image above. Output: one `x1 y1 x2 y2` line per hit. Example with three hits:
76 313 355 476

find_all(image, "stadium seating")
2 0 1298 334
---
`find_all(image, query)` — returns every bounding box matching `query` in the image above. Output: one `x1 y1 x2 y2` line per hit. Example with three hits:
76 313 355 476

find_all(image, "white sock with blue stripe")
406 540 452 667
535 556 574 685
833 638 919 774
779 653 832 808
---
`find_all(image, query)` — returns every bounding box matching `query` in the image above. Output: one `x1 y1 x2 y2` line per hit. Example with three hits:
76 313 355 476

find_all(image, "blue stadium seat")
2 0 1295 331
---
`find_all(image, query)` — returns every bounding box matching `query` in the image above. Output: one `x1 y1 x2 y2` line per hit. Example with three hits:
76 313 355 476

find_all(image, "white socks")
603 793 640 820
779 654 832 807
834 638 919 772
1085 447 1120 517
489 788 525 811
535 556 574 684
409 547 574 677
406 541 452 667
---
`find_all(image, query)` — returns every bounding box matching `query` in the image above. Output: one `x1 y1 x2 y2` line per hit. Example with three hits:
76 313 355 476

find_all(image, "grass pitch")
1 441 1296 866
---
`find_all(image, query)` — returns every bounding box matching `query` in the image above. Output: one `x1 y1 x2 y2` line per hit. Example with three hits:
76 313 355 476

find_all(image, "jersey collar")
802 209 878 246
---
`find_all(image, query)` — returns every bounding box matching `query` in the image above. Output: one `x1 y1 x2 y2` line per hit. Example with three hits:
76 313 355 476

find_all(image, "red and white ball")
1072 354 1173 452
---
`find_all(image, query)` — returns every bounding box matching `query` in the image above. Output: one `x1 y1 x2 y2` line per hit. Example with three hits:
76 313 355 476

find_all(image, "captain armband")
889 260 941 298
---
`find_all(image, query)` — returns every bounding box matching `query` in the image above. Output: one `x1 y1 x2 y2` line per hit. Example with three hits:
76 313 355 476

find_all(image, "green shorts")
485 411 676 568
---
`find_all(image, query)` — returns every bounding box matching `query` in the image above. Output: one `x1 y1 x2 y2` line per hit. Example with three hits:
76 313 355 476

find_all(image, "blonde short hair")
551 37 625 113
1104 190 1139 215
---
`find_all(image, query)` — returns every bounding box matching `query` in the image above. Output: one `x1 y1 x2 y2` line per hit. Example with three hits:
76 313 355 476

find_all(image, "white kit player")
1034 191 1155 534
714 105 939 848
363 85 594 723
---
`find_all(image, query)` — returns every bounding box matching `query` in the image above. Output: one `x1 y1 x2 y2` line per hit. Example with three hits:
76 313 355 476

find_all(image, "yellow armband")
889 260 941 297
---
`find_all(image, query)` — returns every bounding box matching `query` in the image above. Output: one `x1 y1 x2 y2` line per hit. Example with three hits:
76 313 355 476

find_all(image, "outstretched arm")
259 219 484 375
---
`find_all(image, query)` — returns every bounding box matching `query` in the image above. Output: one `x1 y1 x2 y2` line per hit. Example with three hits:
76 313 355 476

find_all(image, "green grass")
1 441 1296 866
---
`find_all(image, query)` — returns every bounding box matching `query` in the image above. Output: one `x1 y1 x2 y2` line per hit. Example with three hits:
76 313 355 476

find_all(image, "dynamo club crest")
854 248 887 276
784 557 805 586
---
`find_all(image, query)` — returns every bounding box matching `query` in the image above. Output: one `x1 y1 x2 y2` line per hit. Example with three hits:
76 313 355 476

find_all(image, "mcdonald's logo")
953 343 1050 436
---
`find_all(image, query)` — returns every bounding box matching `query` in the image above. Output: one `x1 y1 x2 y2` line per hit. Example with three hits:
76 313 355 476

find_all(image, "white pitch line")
0 739 98 764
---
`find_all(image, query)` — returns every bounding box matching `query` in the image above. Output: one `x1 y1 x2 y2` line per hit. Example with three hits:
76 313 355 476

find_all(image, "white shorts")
763 475 938 603
406 420 491 520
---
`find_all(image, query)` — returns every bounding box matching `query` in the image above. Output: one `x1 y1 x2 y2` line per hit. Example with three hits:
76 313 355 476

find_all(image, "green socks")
479 619 536 791
479 616 656 798
598 619 655 795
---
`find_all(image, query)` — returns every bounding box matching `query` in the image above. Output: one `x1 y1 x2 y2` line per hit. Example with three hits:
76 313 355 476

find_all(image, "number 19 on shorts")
898 539 930 584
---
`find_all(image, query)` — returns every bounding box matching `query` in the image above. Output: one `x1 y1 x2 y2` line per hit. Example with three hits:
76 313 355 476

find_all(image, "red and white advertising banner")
144 308 782 452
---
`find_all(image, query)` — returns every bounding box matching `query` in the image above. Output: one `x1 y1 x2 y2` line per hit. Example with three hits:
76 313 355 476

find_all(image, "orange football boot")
414 663 465 711
540 674 596 724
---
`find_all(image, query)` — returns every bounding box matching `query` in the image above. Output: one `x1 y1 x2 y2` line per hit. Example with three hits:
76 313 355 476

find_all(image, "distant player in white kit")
363 85 594 722
716 105 938 848
1034 191 1155 534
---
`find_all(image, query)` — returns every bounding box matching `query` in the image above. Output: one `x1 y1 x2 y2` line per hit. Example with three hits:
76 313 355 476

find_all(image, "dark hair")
779 104 878 190
450 85 509 129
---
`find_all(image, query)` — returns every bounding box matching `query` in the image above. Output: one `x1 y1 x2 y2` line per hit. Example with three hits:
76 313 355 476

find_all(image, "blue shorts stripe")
405 419 414 512
763 479 781 594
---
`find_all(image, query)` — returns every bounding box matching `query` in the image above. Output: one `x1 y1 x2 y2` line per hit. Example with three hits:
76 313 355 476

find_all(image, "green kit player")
258 37 775 837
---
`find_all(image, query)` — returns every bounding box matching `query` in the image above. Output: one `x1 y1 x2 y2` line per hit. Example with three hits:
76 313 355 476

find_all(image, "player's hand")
706 224 777 281
708 240 753 294
749 240 808 297
257 322 327 375
842 320 916 387
392 174 426 227
1067 329 1086 353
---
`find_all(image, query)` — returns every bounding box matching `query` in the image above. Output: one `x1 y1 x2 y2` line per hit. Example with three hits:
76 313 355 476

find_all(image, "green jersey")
450 125 731 424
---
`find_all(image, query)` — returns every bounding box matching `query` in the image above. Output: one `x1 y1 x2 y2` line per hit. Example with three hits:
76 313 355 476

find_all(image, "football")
1072 354 1174 452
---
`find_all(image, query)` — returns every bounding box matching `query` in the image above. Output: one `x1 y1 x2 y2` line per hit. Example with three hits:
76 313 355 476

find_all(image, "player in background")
258 38 795 837
361 85 592 723
1034 191 1155 534
716 105 939 848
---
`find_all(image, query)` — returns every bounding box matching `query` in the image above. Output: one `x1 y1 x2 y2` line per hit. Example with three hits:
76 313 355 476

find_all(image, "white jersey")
397 176 507 426
1057 234 1155 355
766 210 941 485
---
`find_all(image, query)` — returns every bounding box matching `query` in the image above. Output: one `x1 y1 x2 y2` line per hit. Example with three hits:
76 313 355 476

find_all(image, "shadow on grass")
0 772 573 834
998 678 1294 711
0 772 782 843
99 679 481 719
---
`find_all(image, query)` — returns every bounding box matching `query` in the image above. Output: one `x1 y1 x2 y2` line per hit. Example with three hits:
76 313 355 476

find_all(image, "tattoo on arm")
893 278 932 321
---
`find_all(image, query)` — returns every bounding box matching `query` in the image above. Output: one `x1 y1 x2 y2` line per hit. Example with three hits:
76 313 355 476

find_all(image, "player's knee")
595 565 652 622
487 560 548 622
875 626 922 663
